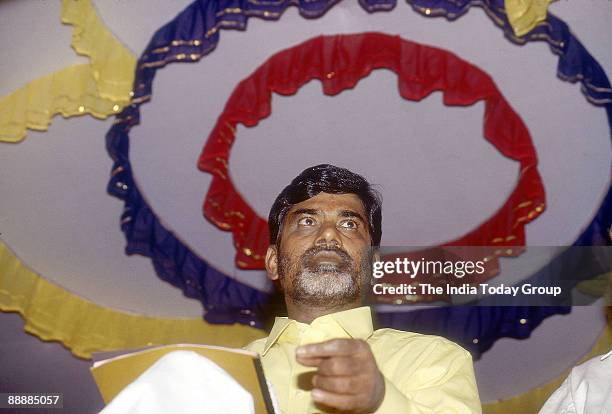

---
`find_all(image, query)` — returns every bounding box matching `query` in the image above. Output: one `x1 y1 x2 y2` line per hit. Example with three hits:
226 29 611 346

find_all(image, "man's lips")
311 250 343 264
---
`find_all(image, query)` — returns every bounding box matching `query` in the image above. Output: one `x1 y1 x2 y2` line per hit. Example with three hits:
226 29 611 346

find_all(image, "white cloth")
539 350 612 414
99 350 255 414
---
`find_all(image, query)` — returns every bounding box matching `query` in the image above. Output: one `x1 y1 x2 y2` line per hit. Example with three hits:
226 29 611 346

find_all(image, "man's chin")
290 270 359 306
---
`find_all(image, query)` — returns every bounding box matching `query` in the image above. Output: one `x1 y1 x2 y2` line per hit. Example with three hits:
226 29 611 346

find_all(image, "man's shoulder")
370 328 472 358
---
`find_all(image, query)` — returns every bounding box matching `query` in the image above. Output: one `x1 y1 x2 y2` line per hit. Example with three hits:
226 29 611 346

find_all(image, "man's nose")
315 222 341 248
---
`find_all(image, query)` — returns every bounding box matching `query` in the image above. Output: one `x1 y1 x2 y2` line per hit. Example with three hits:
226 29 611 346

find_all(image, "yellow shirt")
245 306 481 414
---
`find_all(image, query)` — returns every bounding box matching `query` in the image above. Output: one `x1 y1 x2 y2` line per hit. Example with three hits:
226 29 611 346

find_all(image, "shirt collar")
262 306 374 356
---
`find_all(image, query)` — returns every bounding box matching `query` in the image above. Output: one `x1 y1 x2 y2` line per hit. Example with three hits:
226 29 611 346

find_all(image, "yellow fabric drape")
0 240 266 359
61 0 135 101
577 272 612 298
0 0 136 143
505 0 552 37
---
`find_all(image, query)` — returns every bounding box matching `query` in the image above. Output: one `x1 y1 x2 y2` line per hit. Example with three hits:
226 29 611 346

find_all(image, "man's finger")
312 374 361 395
316 356 359 376
311 388 361 412
296 338 364 359
295 356 325 367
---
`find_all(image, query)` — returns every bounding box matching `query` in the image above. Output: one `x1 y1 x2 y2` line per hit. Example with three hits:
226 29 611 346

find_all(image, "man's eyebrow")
291 208 320 217
339 210 367 224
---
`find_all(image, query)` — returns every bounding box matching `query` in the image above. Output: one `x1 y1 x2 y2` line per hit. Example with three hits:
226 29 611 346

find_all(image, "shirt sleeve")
375 338 482 414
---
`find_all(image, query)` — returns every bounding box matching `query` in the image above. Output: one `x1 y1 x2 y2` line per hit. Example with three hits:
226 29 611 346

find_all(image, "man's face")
266 192 373 307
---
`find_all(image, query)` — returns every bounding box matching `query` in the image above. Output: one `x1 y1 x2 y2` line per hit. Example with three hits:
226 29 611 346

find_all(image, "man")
246 164 481 413
538 275 612 414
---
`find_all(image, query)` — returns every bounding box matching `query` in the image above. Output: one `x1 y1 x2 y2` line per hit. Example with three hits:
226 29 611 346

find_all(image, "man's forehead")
287 192 366 216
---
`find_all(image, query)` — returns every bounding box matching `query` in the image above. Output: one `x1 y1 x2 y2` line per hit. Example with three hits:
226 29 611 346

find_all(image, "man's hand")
296 339 385 413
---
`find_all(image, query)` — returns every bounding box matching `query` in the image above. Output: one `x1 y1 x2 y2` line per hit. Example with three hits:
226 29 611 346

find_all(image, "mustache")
301 245 353 265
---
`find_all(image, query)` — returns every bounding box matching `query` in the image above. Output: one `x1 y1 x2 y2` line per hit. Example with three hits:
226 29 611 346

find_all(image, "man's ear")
265 245 279 281
372 248 381 264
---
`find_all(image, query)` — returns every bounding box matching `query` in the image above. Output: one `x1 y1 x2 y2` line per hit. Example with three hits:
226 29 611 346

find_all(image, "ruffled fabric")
105 0 610 347
0 64 122 142
0 0 136 142
577 272 612 298
0 241 265 359
198 32 545 270
61 0 135 101
410 0 551 37
363 0 552 37
407 0 612 107
505 0 551 37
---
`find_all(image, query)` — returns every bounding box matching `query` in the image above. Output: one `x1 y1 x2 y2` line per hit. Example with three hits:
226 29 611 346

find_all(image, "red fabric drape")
198 33 545 272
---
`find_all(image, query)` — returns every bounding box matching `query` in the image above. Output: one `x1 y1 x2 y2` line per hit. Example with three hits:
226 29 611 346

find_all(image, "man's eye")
297 217 316 226
339 219 358 229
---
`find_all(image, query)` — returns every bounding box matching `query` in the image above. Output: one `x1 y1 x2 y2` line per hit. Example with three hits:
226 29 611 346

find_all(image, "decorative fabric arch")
198 32 545 270
0 0 136 142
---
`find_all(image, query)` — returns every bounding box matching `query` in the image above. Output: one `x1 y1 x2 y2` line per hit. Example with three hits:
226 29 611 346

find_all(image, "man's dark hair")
268 164 382 246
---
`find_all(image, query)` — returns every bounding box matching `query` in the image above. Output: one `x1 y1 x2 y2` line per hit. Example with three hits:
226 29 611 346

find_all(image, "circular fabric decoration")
198 32 546 270
105 0 610 355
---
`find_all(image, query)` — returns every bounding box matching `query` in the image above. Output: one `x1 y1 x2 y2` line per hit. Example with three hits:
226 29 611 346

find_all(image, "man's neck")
285 300 360 324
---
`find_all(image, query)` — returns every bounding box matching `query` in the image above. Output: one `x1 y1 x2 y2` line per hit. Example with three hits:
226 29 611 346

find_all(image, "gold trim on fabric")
225 211 246 220
214 157 229 169
139 60 169 69
584 95 612 105
361 3 396 11
171 40 202 46
242 247 264 260
218 129 234 145
514 201 533 211
536 20 553 30
113 115 133 125
208 215 232 230
130 95 151 105
246 0 288 5
512 203 545 228
216 7 243 17
211 167 228 180
557 71 612 93
151 46 170 54
246 9 283 18
478 3 507 26
525 32 564 48
138 44 216 70
584 81 612 93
